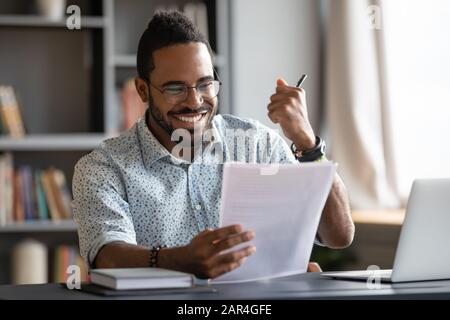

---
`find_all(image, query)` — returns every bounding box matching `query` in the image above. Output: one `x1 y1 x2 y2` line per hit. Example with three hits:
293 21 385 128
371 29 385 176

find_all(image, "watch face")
320 142 326 154
300 138 326 162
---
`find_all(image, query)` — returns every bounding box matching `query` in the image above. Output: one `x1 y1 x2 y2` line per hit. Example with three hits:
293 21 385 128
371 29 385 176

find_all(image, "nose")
184 87 203 109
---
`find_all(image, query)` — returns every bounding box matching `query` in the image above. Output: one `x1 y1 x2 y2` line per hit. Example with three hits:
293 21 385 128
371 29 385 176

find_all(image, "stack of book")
0 85 26 138
0 153 72 226
90 268 205 290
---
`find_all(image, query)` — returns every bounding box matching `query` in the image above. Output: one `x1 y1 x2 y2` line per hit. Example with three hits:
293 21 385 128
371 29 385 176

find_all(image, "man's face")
144 42 218 138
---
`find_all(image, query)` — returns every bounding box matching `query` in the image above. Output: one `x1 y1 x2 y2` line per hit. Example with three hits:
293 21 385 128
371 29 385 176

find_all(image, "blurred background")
1 0 450 284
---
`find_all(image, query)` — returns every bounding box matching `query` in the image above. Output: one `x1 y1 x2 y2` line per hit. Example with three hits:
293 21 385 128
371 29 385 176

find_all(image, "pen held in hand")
296 74 307 88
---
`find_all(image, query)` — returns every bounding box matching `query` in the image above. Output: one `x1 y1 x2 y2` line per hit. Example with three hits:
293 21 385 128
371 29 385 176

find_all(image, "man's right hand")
159 224 256 279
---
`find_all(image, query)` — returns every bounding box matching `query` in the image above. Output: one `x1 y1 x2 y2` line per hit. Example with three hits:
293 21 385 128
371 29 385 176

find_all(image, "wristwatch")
291 136 326 162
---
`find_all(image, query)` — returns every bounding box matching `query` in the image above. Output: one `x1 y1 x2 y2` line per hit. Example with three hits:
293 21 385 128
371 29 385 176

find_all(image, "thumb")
277 78 289 87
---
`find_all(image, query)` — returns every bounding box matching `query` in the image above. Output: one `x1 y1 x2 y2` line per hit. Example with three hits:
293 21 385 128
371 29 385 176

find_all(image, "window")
383 0 450 196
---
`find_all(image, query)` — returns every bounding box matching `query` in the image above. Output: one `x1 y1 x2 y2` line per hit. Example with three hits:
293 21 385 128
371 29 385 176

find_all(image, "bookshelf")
0 0 231 284
0 134 107 151
0 220 77 233
0 14 106 28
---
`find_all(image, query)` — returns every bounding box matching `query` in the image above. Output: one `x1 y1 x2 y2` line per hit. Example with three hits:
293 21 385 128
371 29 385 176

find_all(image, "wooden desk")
1 272 450 300
342 209 405 270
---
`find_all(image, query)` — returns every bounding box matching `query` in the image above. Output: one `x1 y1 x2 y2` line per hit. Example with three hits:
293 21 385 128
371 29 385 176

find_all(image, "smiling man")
72 11 354 279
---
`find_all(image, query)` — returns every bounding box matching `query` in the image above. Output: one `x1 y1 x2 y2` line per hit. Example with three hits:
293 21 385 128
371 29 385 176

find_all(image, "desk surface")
1 273 450 300
352 209 405 226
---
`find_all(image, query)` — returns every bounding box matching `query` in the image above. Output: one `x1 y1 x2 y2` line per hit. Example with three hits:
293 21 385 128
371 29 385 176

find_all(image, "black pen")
296 74 308 88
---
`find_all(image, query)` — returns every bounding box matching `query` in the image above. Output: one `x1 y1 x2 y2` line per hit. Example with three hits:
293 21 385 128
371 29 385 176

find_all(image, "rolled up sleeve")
72 150 137 267
269 133 297 164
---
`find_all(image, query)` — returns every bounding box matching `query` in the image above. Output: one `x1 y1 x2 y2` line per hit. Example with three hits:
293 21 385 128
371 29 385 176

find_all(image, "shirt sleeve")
72 149 137 267
269 133 297 164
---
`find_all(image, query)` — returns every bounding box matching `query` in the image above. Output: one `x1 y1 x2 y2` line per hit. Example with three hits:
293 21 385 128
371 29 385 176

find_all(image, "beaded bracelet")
149 245 164 268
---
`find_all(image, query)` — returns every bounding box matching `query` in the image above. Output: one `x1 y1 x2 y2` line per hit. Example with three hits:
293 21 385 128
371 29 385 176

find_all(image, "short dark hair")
136 11 212 80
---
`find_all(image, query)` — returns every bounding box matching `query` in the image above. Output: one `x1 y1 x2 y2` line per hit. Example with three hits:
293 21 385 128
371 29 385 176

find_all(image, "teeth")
175 114 204 123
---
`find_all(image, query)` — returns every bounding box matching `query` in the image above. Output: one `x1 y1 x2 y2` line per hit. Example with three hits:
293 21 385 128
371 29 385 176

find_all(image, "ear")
135 77 149 103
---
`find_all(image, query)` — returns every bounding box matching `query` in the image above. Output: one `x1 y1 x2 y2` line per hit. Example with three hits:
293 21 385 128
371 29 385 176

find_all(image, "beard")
147 96 173 135
147 95 217 137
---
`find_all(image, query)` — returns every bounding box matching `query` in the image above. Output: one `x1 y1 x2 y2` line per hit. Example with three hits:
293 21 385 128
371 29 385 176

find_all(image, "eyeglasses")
149 80 222 105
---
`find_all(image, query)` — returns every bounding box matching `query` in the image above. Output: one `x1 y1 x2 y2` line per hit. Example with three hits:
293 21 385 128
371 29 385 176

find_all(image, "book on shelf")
11 242 89 285
21 166 37 220
13 170 24 222
153 3 209 44
0 152 13 225
53 245 89 284
52 168 72 219
0 85 26 138
0 152 73 226
41 168 72 220
183 2 209 43
90 268 208 290
35 169 49 220
11 239 48 284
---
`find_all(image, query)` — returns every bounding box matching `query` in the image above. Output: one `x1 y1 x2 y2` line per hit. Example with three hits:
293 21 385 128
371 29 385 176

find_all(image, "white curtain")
325 0 450 209
324 0 401 209
382 0 450 197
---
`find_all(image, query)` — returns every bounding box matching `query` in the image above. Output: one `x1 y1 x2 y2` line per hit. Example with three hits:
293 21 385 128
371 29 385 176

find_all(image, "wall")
230 0 322 134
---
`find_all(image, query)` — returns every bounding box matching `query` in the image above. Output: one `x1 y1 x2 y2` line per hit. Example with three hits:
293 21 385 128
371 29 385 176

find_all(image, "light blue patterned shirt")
72 113 297 266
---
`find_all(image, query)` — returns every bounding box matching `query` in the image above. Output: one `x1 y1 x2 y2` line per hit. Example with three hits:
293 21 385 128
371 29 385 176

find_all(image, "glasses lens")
162 81 221 104
163 85 187 104
198 81 220 99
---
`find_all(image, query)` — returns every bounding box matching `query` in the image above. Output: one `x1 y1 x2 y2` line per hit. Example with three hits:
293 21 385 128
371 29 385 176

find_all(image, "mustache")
169 105 212 115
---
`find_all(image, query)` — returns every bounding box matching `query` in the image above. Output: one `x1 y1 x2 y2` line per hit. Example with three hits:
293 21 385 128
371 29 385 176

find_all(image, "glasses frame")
147 68 222 105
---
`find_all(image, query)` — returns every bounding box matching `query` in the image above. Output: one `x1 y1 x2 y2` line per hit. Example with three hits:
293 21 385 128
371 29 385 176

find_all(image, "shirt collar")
137 115 171 169
209 117 224 147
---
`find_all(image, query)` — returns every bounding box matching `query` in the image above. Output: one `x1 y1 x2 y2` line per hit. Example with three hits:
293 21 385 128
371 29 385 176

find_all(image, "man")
73 12 354 279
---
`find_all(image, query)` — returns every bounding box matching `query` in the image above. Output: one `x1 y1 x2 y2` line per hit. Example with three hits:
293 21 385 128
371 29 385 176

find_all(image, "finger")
269 93 287 103
267 110 280 124
277 78 288 87
268 106 297 122
268 95 301 112
307 262 322 273
212 230 255 254
209 257 248 279
198 228 213 236
276 85 305 95
267 101 286 113
212 245 256 266
268 94 306 113
268 103 295 116
202 224 243 243
276 78 288 94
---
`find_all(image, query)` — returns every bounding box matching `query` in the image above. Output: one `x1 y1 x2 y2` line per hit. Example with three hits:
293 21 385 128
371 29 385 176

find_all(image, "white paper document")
212 162 337 283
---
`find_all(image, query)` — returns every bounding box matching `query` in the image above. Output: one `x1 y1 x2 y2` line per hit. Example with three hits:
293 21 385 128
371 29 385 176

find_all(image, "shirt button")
195 204 202 211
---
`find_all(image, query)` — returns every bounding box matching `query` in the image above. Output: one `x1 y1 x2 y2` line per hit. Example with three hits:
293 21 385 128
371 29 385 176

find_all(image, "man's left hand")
267 78 316 151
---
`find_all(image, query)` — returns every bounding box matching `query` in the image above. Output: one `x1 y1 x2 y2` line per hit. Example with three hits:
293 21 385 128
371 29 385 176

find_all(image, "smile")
172 112 208 123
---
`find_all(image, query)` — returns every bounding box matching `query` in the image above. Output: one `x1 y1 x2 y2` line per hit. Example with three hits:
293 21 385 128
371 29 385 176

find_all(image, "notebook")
90 268 209 290
74 283 216 296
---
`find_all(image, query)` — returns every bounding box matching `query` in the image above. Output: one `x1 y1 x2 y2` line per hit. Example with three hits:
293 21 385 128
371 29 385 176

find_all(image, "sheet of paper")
212 162 337 283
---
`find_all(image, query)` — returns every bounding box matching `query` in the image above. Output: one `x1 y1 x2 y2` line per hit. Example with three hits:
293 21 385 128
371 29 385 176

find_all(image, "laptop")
322 179 450 283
